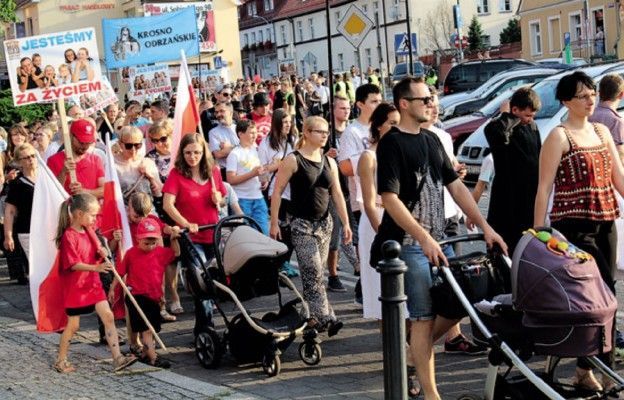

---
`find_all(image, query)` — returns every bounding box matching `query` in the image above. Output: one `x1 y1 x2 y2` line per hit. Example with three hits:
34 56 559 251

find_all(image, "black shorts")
125 294 161 333
66 304 96 316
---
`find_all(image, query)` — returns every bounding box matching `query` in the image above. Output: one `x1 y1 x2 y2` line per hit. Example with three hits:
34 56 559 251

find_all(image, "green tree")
467 15 484 51
500 18 521 44
0 0 18 23
0 89 52 127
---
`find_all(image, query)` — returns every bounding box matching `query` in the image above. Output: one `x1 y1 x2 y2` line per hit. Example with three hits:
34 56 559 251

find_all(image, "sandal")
53 359 76 373
169 301 184 315
574 369 603 392
160 309 177 322
407 366 421 398
113 354 138 372
129 345 143 358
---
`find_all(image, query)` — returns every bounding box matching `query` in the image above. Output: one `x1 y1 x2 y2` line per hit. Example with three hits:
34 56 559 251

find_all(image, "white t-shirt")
114 155 159 202
226 145 262 199
218 182 240 220
429 126 461 219
338 119 370 211
478 153 495 185
257 137 293 200
209 123 239 168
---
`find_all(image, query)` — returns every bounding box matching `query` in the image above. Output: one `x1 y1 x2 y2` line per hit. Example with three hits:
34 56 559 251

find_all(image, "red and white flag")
170 49 201 164
100 134 133 319
29 155 69 332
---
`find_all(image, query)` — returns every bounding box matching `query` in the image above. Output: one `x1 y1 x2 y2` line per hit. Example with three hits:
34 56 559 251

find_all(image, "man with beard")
201 84 232 138
209 101 239 178
47 119 105 197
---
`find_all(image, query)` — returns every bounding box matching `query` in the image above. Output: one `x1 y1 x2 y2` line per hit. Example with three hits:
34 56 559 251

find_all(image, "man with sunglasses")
47 119 105 198
483 86 541 254
375 77 506 400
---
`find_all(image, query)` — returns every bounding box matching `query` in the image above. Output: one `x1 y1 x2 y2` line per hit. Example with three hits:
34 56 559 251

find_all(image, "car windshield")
394 62 424 76
533 79 562 119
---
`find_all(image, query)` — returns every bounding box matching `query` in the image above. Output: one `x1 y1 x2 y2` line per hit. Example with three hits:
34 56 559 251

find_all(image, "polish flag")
170 50 201 164
29 155 69 332
100 133 133 319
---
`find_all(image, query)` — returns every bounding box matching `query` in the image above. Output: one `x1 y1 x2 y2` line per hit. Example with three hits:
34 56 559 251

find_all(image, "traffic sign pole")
405 0 413 74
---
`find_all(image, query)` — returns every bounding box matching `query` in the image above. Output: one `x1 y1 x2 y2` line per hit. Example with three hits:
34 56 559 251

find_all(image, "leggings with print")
291 215 336 325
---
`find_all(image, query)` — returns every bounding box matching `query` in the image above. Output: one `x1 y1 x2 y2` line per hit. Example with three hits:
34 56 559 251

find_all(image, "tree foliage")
422 0 454 52
0 90 52 127
0 0 18 23
467 15 484 51
500 18 521 44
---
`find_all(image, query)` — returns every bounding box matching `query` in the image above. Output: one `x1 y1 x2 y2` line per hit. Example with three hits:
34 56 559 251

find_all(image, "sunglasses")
19 154 37 161
221 92 231 97
403 96 434 105
150 136 169 144
184 150 203 156
123 142 142 150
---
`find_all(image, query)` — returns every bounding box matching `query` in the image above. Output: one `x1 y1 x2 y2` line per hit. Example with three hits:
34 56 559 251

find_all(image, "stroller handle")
179 217 256 234
438 233 484 247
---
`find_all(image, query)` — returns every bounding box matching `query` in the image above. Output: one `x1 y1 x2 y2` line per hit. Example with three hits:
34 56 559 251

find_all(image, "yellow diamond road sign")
337 4 374 49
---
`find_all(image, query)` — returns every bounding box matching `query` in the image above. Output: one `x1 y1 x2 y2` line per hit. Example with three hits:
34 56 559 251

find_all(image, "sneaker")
327 276 347 292
327 320 344 337
280 262 299 278
444 334 487 355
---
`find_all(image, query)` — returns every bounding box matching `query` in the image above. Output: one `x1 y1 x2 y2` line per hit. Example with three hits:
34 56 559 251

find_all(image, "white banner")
68 76 118 117
3 28 103 106
128 64 172 98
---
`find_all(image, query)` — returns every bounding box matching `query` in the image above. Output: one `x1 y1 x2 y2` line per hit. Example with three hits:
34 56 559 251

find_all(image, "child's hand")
170 227 181 240
95 261 113 273
112 230 123 242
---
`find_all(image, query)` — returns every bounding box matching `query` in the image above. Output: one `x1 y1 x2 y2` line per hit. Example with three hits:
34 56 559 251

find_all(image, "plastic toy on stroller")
431 230 624 400
178 215 321 377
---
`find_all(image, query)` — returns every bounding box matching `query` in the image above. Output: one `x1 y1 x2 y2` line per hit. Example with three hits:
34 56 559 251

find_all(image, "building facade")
519 0 624 61
238 0 519 79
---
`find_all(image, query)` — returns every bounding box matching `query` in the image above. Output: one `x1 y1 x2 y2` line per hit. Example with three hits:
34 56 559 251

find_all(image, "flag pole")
57 98 77 184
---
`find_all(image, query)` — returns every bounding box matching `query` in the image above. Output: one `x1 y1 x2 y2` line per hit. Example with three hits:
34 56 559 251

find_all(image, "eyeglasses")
150 136 169 144
19 154 36 161
310 129 329 135
403 96 434 105
221 92 231 97
572 92 596 101
184 150 203 156
122 142 142 150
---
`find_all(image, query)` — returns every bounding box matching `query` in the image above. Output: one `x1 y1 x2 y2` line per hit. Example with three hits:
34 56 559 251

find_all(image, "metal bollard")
376 240 408 400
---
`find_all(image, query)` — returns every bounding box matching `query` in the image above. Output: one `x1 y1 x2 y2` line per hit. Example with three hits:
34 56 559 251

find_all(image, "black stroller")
178 215 321 377
432 231 624 400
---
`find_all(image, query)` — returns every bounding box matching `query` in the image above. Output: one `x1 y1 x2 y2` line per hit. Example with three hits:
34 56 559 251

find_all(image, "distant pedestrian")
589 74 624 164
53 193 136 373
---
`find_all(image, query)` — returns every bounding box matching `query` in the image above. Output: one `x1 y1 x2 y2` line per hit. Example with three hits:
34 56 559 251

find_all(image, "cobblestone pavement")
1 190 624 399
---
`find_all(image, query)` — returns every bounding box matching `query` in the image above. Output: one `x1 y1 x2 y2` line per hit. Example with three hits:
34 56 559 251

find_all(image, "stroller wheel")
457 395 482 400
298 342 322 366
262 354 281 377
195 329 222 369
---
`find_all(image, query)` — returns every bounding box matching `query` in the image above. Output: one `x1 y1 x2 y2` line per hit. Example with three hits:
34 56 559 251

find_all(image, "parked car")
536 57 588 67
443 58 535 95
439 67 557 120
456 61 624 180
391 61 425 86
444 87 518 153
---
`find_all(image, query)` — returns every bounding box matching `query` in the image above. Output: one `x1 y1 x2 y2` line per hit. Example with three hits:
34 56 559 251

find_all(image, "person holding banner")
53 193 137 373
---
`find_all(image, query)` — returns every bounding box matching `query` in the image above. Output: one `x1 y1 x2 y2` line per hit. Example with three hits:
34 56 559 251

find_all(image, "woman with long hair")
269 116 351 336
534 71 624 391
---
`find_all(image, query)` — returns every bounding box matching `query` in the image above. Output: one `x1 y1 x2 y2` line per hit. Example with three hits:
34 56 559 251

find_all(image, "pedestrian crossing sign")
395 33 418 56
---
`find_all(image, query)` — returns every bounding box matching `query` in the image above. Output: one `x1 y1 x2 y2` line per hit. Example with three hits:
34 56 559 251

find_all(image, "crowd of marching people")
3 65 624 399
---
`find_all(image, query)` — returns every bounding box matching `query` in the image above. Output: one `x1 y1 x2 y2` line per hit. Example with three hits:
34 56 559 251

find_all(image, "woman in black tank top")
269 116 352 336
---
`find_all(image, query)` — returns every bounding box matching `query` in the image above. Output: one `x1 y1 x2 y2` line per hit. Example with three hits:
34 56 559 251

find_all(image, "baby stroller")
178 215 322 377
431 230 624 400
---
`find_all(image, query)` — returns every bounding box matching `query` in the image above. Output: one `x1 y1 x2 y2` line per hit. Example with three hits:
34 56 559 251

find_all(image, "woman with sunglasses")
534 71 624 392
114 126 162 204
270 116 351 337
3 143 38 284
146 120 173 184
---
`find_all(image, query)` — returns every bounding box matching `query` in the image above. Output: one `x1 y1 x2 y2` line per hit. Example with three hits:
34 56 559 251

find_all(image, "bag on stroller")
512 228 617 357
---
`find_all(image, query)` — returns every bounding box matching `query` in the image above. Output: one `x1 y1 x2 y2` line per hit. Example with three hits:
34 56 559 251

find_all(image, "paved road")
1 189 624 399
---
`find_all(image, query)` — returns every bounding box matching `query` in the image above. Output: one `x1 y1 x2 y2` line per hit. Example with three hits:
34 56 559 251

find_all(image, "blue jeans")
238 198 269 235
400 242 455 321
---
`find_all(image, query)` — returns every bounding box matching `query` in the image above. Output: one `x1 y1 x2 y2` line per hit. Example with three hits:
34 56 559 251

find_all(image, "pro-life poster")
3 27 103 106
128 64 172 99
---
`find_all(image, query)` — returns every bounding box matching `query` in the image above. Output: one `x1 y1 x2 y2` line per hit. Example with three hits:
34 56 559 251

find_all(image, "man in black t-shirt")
376 76 507 399
17 57 43 93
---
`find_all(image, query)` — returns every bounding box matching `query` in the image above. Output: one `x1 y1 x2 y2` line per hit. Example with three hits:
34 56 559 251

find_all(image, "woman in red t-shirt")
54 193 136 373
163 133 226 262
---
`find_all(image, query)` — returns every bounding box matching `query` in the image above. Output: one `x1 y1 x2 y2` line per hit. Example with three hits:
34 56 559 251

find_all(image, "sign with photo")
68 76 118 116
128 64 172 96
102 7 199 69
144 2 217 53
3 27 103 106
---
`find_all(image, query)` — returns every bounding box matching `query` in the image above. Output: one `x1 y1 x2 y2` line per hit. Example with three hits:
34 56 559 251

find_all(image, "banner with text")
3 27 103 106
102 7 199 69
128 64 172 101
144 2 216 53
69 76 118 116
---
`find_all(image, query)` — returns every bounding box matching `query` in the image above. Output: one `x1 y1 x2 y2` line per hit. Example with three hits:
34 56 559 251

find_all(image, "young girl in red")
54 193 137 373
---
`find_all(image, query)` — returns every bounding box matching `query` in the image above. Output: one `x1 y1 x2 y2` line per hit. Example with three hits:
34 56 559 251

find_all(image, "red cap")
136 219 162 240
70 119 95 143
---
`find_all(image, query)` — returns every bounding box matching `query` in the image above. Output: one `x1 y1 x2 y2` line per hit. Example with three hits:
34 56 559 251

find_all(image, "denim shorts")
400 242 455 321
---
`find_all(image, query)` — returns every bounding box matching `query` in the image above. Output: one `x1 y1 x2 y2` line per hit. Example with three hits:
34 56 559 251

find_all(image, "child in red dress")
111 218 180 368
54 193 137 373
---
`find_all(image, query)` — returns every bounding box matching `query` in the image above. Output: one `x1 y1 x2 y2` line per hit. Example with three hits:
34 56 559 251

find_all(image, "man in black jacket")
484 87 541 253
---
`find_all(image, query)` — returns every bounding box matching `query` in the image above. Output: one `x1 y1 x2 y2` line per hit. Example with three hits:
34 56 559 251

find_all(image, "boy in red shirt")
110 218 180 368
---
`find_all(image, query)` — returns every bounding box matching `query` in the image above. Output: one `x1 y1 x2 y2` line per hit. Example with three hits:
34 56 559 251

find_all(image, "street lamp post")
251 15 279 77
